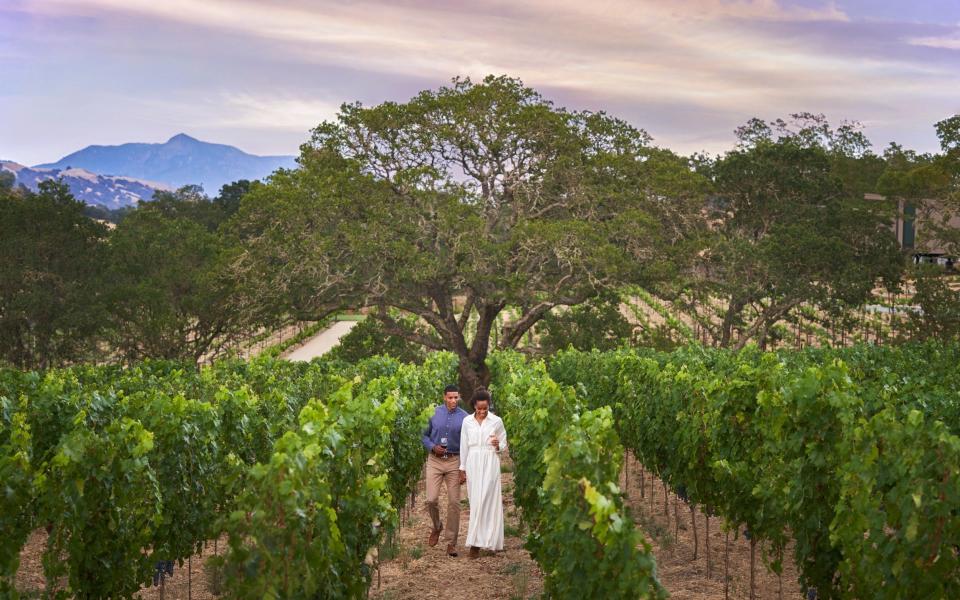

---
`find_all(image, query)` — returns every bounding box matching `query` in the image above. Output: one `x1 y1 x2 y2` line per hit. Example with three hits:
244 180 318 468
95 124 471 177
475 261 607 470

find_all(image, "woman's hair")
470 387 491 409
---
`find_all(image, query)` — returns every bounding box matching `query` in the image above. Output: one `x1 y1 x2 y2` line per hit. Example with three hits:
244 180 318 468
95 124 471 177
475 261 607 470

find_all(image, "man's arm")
421 414 435 452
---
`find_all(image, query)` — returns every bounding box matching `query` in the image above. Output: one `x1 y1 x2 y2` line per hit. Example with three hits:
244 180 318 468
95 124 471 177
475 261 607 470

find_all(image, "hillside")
34 133 297 195
1 160 170 208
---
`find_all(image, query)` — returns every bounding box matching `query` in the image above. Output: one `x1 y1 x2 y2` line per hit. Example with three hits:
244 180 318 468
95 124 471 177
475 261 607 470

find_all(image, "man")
422 384 468 557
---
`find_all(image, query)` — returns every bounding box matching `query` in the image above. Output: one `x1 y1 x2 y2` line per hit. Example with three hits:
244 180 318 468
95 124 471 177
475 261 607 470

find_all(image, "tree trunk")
457 353 491 406
719 297 746 347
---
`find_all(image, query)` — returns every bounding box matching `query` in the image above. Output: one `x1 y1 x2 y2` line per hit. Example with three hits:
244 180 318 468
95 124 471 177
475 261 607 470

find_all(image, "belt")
434 452 459 457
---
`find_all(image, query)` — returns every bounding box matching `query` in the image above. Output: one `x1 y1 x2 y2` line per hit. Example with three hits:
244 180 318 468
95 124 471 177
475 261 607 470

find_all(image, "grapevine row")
489 351 666 599
0 353 456 599
548 343 960 599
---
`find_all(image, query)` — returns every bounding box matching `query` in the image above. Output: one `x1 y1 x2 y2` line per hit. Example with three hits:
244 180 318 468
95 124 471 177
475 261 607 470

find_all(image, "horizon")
2 0 959 165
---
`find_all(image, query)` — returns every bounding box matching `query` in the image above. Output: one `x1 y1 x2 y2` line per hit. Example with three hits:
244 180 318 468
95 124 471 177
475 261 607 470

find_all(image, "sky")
2 0 959 165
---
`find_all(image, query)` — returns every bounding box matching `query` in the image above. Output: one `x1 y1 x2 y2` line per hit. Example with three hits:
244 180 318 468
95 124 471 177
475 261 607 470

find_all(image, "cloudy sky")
2 0 958 165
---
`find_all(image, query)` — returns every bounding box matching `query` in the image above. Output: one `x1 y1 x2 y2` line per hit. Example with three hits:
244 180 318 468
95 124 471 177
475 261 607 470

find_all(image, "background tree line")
2 76 957 394
0 176 255 368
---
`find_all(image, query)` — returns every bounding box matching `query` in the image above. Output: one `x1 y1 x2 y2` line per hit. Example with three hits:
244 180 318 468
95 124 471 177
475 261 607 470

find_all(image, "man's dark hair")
443 384 459 394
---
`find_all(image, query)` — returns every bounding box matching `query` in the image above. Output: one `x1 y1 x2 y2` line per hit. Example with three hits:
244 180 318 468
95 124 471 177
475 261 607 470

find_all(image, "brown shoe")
446 544 458 557
428 528 441 547
468 546 480 559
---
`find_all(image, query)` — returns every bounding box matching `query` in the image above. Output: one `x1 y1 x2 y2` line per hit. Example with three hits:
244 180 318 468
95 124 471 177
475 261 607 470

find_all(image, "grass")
504 523 522 538
334 312 366 321
636 511 674 550
502 562 531 600
380 540 425 570
409 543 424 560
500 461 515 473
379 541 402 561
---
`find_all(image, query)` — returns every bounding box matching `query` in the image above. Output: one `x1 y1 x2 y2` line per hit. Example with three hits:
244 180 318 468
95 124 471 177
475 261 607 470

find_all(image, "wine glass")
440 436 449 456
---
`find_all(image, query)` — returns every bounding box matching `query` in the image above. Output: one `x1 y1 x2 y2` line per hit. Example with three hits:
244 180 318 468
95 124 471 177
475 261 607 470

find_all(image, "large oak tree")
232 76 701 394
676 114 904 348
0 181 107 368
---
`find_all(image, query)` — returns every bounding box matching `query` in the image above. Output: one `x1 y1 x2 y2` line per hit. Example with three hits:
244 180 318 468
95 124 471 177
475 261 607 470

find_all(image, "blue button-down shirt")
422 404 468 454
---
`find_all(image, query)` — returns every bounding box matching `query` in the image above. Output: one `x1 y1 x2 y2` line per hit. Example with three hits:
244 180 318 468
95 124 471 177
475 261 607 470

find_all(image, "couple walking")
422 385 508 559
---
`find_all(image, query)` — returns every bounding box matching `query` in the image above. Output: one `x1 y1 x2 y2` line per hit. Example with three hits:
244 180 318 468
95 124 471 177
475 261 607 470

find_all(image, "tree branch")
500 301 556 349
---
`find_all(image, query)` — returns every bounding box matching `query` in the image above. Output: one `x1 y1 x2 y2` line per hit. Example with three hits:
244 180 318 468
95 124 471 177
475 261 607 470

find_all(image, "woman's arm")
459 419 469 471
496 418 508 453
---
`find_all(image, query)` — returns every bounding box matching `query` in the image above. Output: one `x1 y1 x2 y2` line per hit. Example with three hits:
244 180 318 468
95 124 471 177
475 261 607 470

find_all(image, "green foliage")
105 203 246 362
682 114 904 349
539 293 636 354
233 75 703 395
127 390 223 563
0 396 33 598
832 408 960 599
38 416 161 599
214 179 256 220
556 344 960 599
904 269 960 341
492 351 666 599
0 352 457 598
0 170 14 191
0 180 107 368
214 386 392 599
328 315 426 364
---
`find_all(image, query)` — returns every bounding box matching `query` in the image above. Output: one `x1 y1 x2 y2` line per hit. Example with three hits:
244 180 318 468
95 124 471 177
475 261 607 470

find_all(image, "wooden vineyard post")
777 545 784 600
673 495 680 541
724 530 730 600
691 505 698 560
663 481 669 516
640 462 645 499
376 544 382 590
650 473 655 513
705 514 712 577
663 482 670 533
623 450 629 494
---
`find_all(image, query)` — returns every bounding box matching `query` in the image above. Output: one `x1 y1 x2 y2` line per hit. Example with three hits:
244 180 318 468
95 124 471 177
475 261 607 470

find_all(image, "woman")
459 388 507 559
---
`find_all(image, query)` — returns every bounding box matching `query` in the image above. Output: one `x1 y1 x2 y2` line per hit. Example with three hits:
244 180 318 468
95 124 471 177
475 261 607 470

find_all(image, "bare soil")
370 456 545 600
16 530 228 600
621 453 804 600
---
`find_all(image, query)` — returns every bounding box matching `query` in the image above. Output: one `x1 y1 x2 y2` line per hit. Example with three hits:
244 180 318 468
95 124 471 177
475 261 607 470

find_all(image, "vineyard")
546 343 960 599
0 354 457 599
3 343 960 599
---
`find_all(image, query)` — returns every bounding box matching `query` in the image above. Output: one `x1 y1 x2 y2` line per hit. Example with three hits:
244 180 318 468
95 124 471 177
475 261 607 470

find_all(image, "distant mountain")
35 133 298 196
1 160 171 209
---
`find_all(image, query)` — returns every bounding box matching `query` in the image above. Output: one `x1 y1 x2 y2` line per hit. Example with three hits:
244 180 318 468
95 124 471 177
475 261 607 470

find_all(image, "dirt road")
282 320 358 361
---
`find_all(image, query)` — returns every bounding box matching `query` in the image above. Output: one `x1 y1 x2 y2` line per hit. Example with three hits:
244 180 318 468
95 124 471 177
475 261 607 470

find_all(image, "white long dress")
459 412 508 551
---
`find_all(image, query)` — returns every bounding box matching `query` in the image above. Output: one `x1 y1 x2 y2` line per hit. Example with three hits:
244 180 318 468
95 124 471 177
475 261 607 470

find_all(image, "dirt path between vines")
370 455 544 600
621 452 803 600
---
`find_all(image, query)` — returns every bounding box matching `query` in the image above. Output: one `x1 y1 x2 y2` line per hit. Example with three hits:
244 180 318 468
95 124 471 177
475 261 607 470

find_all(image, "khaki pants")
424 453 461 546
